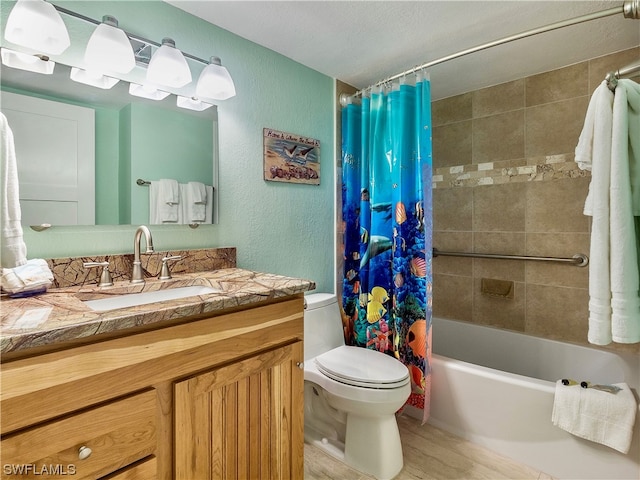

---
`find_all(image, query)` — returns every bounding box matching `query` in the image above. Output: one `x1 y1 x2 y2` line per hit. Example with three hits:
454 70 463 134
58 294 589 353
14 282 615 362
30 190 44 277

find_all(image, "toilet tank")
304 293 346 361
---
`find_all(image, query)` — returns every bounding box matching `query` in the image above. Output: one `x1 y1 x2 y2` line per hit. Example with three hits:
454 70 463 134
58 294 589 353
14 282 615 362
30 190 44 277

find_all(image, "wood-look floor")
304 415 557 480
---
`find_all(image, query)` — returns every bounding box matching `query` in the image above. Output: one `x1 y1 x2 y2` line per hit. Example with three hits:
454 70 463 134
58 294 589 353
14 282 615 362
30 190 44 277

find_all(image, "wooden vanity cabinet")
0 296 305 479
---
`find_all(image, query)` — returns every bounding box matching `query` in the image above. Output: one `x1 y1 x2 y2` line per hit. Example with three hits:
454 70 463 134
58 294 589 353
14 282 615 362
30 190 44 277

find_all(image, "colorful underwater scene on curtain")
341 77 433 419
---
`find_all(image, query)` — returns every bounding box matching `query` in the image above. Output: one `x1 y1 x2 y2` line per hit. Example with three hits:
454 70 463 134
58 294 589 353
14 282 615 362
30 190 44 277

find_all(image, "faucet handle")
159 255 182 280
83 261 114 287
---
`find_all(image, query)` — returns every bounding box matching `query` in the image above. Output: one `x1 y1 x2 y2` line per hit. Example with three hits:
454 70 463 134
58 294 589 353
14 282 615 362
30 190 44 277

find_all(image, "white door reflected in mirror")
1 91 95 226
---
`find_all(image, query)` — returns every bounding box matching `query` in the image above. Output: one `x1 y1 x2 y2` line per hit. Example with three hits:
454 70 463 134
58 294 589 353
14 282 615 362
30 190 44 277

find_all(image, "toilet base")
305 411 404 480
304 422 346 461
344 412 404 480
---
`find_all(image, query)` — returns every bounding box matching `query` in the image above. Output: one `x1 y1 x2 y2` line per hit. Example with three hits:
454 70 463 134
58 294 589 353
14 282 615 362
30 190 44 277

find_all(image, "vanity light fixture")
176 95 214 111
1 48 55 74
129 83 171 101
146 38 192 88
84 15 135 74
3 0 70 55
195 56 236 100
70 67 119 89
4 1 236 104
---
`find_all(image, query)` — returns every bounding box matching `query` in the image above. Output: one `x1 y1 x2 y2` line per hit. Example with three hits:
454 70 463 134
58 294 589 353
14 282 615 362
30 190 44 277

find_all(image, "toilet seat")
315 345 409 389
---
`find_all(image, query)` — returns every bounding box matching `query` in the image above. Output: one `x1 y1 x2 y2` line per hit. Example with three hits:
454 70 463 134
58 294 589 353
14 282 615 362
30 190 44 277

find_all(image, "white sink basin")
83 285 220 312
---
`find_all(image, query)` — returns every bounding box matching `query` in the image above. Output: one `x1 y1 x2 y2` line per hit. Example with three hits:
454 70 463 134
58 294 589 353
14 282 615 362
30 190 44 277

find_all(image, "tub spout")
131 225 154 283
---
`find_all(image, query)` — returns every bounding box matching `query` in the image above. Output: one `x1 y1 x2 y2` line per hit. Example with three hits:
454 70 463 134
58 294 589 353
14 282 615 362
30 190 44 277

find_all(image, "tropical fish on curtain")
341 75 433 420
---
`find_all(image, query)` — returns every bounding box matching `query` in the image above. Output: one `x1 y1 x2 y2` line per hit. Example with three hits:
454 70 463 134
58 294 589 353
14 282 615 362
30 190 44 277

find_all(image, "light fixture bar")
48 1 210 66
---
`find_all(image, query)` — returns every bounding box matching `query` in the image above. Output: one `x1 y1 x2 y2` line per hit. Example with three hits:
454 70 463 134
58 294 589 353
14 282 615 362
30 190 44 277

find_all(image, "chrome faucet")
131 225 154 283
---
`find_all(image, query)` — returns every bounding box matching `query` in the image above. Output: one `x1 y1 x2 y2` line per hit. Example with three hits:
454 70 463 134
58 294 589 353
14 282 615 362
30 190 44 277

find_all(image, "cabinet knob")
78 445 92 460
296 362 304 369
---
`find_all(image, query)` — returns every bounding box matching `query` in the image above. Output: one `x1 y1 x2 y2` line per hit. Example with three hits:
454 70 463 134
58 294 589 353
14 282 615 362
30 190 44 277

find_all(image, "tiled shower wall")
432 46 639 355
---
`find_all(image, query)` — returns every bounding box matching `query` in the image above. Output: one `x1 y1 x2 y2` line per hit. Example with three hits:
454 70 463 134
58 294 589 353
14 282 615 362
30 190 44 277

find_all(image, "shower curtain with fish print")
341 73 433 422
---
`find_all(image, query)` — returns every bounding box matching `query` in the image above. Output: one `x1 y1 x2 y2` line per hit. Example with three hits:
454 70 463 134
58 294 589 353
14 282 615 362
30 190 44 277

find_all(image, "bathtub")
423 317 640 480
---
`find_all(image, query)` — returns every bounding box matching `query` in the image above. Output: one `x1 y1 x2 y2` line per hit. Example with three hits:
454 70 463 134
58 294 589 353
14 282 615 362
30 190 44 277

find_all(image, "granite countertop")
0 268 315 356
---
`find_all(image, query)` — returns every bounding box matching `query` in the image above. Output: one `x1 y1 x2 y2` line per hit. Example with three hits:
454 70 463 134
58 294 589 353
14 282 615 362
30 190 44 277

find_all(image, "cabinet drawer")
100 456 157 480
1 390 156 480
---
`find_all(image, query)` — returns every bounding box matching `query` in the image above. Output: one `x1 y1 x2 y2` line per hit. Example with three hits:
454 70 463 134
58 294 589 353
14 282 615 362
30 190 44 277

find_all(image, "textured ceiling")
166 0 640 100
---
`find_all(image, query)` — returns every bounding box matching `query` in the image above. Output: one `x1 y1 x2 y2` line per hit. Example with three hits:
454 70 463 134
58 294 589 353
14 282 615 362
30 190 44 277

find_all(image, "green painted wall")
1 1 335 293
94 108 120 224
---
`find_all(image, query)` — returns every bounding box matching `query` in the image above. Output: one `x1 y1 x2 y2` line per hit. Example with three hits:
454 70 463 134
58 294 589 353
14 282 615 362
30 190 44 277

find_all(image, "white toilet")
303 293 411 480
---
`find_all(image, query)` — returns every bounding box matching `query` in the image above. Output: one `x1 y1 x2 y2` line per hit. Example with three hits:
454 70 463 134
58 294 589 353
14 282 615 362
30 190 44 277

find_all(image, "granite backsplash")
46 247 236 288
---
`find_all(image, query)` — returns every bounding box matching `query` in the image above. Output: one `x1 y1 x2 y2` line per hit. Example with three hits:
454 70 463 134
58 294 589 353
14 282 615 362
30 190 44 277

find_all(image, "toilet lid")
315 345 410 389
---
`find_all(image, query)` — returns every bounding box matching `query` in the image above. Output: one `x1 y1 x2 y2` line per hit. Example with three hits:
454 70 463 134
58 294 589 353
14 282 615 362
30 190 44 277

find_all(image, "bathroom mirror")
0 59 219 226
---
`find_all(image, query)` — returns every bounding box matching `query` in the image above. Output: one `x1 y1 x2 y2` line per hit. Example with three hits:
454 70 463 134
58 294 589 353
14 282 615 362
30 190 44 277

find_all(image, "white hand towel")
1 258 54 294
185 182 207 223
188 181 207 204
610 79 640 344
0 113 27 268
149 179 180 224
159 178 179 204
178 184 213 224
576 82 614 345
159 178 180 221
552 380 637 454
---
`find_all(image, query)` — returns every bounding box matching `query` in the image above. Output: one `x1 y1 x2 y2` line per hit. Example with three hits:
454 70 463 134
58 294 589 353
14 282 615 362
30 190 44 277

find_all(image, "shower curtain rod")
340 0 640 105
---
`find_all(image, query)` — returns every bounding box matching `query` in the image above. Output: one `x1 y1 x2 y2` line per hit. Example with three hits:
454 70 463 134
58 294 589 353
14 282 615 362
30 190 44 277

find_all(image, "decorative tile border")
432 154 590 188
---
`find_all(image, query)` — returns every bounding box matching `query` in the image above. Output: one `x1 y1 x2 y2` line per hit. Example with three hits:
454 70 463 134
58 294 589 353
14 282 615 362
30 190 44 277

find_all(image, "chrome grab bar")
432 248 588 267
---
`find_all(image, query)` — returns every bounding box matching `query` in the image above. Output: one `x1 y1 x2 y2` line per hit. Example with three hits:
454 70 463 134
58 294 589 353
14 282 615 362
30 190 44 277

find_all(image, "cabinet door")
174 341 304 480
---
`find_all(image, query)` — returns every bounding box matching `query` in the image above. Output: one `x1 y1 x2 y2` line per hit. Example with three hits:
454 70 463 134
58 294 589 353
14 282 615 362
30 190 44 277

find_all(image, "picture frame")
263 128 320 185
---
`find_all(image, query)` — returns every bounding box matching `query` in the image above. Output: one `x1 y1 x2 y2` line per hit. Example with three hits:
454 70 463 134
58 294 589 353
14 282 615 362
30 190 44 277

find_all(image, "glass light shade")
129 83 170 100
1 48 54 74
195 56 236 100
70 67 119 89
146 38 191 88
84 16 135 74
4 0 70 55
176 96 214 112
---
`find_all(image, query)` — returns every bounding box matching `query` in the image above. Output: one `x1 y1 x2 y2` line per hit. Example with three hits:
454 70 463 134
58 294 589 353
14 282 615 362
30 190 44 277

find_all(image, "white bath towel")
552 380 638 454
610 79 640 344
187 181 206 222
575 84 600 172
576 82 614 345
149 179 180 224
1 258 53 294
624 80 640 216
0 113 27 268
